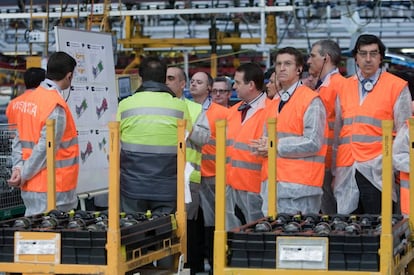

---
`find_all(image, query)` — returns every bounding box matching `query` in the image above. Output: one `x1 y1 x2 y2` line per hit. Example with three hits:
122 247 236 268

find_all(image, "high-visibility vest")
318 73 346 169
337 72 406 164
185 98 202 124
400 171 409 215
185 98 203 184
226 97 271 193
118 90 192 201
119 92 191 149
6 91 32 125
201 102 229 177
276 85 327 187
17 85 79 192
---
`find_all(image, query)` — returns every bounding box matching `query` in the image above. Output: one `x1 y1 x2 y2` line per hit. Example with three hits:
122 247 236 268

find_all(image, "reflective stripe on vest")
202 154 215 161
187 140 202 184
226 97 270 193
17 85 79 193
186 101 203 184
276 85 326 187
121 142 177 154
56 156 79 168
120 107 184 120
339 136 350 145
400 172 409 215
234 141 250 151
338 73 406 163
231 159 262 171
352 135 382 143
21 140 35 149
318 73 345 170
353 115 382 128
328 121 335 130
201 102 229 177
21 137 78 150
207 139 216 145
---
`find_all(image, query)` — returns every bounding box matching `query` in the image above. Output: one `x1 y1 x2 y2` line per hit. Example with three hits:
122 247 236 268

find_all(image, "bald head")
166 67 186 98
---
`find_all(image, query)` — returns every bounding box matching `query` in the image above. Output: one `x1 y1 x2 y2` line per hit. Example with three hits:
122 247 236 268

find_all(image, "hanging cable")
13 21 18 98
29 0 33 56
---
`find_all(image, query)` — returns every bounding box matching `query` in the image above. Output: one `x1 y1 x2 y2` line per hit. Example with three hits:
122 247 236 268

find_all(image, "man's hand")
7 168 23 188
249 136 268 157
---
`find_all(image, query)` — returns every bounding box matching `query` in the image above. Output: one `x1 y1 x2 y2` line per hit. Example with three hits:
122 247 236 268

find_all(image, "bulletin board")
55 27 118 195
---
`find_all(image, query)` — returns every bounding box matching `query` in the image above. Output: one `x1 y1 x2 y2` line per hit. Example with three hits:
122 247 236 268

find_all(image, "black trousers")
354 169 397 214
186 207 205 275
204 226 214 272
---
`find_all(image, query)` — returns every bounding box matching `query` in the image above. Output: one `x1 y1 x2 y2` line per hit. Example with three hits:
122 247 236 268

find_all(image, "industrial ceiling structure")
0 0 413 76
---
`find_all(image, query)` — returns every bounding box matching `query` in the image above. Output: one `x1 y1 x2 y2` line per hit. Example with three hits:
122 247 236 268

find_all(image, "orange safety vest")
276 85 327 187
318 73 346 170
226 97 271 193
6 90 32 125
16 85 79 192
400 171 409 215
337 72 406 165
201 102 229 177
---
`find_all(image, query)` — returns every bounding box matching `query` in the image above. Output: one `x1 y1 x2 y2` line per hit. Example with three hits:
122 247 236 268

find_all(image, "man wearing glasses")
334 34 411 215
211 76 233 107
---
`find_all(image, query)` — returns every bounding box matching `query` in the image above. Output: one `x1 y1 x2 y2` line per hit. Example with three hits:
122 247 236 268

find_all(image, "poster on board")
55 27 117 195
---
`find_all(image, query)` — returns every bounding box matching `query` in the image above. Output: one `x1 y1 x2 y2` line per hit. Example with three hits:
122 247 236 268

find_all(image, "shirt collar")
41 79 64 98
319 68 339 87
356 67 382 82
250 92 266 109
280 80 301 98
201 96 212 110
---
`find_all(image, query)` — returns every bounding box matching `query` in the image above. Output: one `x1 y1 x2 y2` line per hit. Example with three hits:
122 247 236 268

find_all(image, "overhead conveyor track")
0 0 414 54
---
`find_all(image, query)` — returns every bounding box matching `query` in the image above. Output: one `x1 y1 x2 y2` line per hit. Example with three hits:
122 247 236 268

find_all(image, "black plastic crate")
0 211 177 265
227 214 408 271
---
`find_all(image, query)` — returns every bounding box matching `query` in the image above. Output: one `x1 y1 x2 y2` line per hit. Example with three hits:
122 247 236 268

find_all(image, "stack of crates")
227 213 411 272
0 209 178 264
0 124 25 220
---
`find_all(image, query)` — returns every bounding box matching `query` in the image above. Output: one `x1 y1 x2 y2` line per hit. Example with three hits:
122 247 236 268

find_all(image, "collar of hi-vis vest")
136 80 176 97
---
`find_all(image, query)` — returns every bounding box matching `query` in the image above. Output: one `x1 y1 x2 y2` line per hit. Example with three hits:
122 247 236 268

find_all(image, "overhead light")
2 51 39 56
401 48 414 54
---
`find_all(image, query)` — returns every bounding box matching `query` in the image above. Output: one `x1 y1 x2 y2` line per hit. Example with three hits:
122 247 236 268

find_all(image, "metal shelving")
0 120 187 274
0 124 25 221
213 118 414 275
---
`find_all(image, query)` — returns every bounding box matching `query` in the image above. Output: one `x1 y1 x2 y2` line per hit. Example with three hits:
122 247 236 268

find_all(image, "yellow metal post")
214 119 227 275
265 13 277 44
176 119 187 263
122 53 141 75
46 119 56 212
409 118 414 228
211 53 218 78
267 118 277 219
380 120 393 274
107 121 122 275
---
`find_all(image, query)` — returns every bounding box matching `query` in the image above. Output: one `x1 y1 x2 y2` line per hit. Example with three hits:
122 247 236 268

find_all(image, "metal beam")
0 6 294 20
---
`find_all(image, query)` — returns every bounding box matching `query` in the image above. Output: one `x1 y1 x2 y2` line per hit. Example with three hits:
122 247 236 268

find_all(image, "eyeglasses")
357 50 380 58
212 89 230 94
